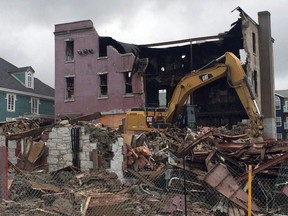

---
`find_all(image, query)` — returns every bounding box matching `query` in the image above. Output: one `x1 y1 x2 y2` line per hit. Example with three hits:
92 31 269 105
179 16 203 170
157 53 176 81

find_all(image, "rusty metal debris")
122 124 288 214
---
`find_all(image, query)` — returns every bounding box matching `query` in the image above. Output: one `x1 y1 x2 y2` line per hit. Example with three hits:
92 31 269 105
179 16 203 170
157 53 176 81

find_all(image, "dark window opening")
66 77 74 100
124 72 132 94
253 70 258 96
252 32 256 54
66 40 74 61
99 74 108 96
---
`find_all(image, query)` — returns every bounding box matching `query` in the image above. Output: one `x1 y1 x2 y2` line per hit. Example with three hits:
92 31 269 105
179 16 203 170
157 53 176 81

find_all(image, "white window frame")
277 133 283 140
275 96 281 110
31 97 39 114
276 117 282 127
7 93 16 112
25 71 34 89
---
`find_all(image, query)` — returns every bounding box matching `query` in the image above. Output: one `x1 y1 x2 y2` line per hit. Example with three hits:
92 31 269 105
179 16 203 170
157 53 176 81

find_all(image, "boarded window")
124 72 132 94
65 77 75 100
66 40 74 61
99 74 108 96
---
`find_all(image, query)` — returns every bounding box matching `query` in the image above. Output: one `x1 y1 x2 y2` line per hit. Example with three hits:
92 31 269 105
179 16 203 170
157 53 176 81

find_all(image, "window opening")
27 72 33 88
124 72 132 94
253 70 258 96
277 133 283 140
66 77 75 100
252 32 256 54
99 74 108 96
275 96 281 110
31 98 39 114
7 94 16 112
276 117 282 127
159 89 167 107
66 40 74 61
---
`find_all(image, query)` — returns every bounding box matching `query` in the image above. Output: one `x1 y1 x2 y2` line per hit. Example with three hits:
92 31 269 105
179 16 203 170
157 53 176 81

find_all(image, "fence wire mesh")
1 162 288 215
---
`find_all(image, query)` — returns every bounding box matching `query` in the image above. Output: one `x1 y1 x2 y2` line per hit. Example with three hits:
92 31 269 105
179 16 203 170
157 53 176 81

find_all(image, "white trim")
6 93 16 112
26 71 34 89
31 97 40 114
0 87 54 100
276 117 282 127
97 71 108 75
275 96 281 110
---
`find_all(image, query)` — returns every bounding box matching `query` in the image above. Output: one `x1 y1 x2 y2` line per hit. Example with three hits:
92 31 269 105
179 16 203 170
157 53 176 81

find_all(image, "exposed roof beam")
140 33 229 47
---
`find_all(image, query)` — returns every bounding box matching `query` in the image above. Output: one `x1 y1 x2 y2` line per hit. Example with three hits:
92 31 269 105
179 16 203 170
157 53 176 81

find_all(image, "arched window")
26 72 34 88
275 96 281 110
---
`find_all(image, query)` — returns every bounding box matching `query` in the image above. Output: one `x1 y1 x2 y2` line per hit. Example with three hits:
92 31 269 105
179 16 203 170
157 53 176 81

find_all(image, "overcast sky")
0 0 287 90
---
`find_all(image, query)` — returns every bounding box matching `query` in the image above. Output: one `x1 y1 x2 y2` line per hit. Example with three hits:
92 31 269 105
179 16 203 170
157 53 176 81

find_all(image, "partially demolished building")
54 7 275 139
1 8 285 216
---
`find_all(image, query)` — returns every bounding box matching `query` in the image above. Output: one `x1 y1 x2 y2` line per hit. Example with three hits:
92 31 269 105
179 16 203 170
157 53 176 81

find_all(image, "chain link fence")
1 161 288 216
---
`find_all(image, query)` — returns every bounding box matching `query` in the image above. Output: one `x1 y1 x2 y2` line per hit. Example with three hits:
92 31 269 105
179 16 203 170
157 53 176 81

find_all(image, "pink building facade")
54 20 144 123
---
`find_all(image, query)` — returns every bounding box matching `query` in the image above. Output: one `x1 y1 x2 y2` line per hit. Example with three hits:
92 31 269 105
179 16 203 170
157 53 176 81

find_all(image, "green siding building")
0 58 54 122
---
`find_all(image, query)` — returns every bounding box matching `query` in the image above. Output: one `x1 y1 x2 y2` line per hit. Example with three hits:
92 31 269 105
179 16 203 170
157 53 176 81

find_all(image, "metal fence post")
183 156 187 216
0 146 8 201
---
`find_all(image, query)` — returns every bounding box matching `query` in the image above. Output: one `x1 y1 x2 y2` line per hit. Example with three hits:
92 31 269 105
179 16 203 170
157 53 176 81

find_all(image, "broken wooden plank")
177 131 212 158
127 168 155 188
27 140 46 163
68 112 101 125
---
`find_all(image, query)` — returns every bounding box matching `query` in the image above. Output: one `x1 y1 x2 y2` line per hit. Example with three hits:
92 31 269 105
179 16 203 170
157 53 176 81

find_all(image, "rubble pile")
2 116 288 215
2 167 215 216
122 125 288 214
1 118 42 135
2 169 123 215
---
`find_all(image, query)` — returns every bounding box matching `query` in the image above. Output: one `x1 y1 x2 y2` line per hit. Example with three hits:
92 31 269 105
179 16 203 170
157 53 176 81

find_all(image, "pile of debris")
2 166 216 216
1 118 42 136
122 124 288 214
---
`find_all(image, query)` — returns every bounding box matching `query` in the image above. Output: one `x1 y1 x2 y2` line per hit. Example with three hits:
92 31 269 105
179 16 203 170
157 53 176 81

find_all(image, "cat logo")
199 74 213 82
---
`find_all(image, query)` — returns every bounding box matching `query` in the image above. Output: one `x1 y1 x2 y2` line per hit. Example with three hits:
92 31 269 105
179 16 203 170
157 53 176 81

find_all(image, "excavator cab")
178 105 198 130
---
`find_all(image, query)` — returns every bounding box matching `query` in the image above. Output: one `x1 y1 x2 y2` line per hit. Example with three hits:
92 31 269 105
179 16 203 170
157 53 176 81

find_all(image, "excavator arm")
125 52 263 136
165 52 263 134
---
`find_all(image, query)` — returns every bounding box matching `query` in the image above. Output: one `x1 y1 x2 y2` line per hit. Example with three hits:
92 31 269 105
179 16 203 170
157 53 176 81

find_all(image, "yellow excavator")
125 52 263 136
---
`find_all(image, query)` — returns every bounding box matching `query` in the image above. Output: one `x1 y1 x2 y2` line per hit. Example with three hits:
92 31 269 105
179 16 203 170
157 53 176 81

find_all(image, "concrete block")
56 127 71 137
81 160 93 171
63 153 73 162
56 143 68 150
62 137 72 142
109 138 124 182
48 131 58 139
8 140 17 149
48 157 60 164
49 149 60 156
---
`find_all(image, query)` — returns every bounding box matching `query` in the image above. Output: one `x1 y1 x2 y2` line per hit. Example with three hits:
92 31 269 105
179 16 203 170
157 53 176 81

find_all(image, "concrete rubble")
1 117 288 215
